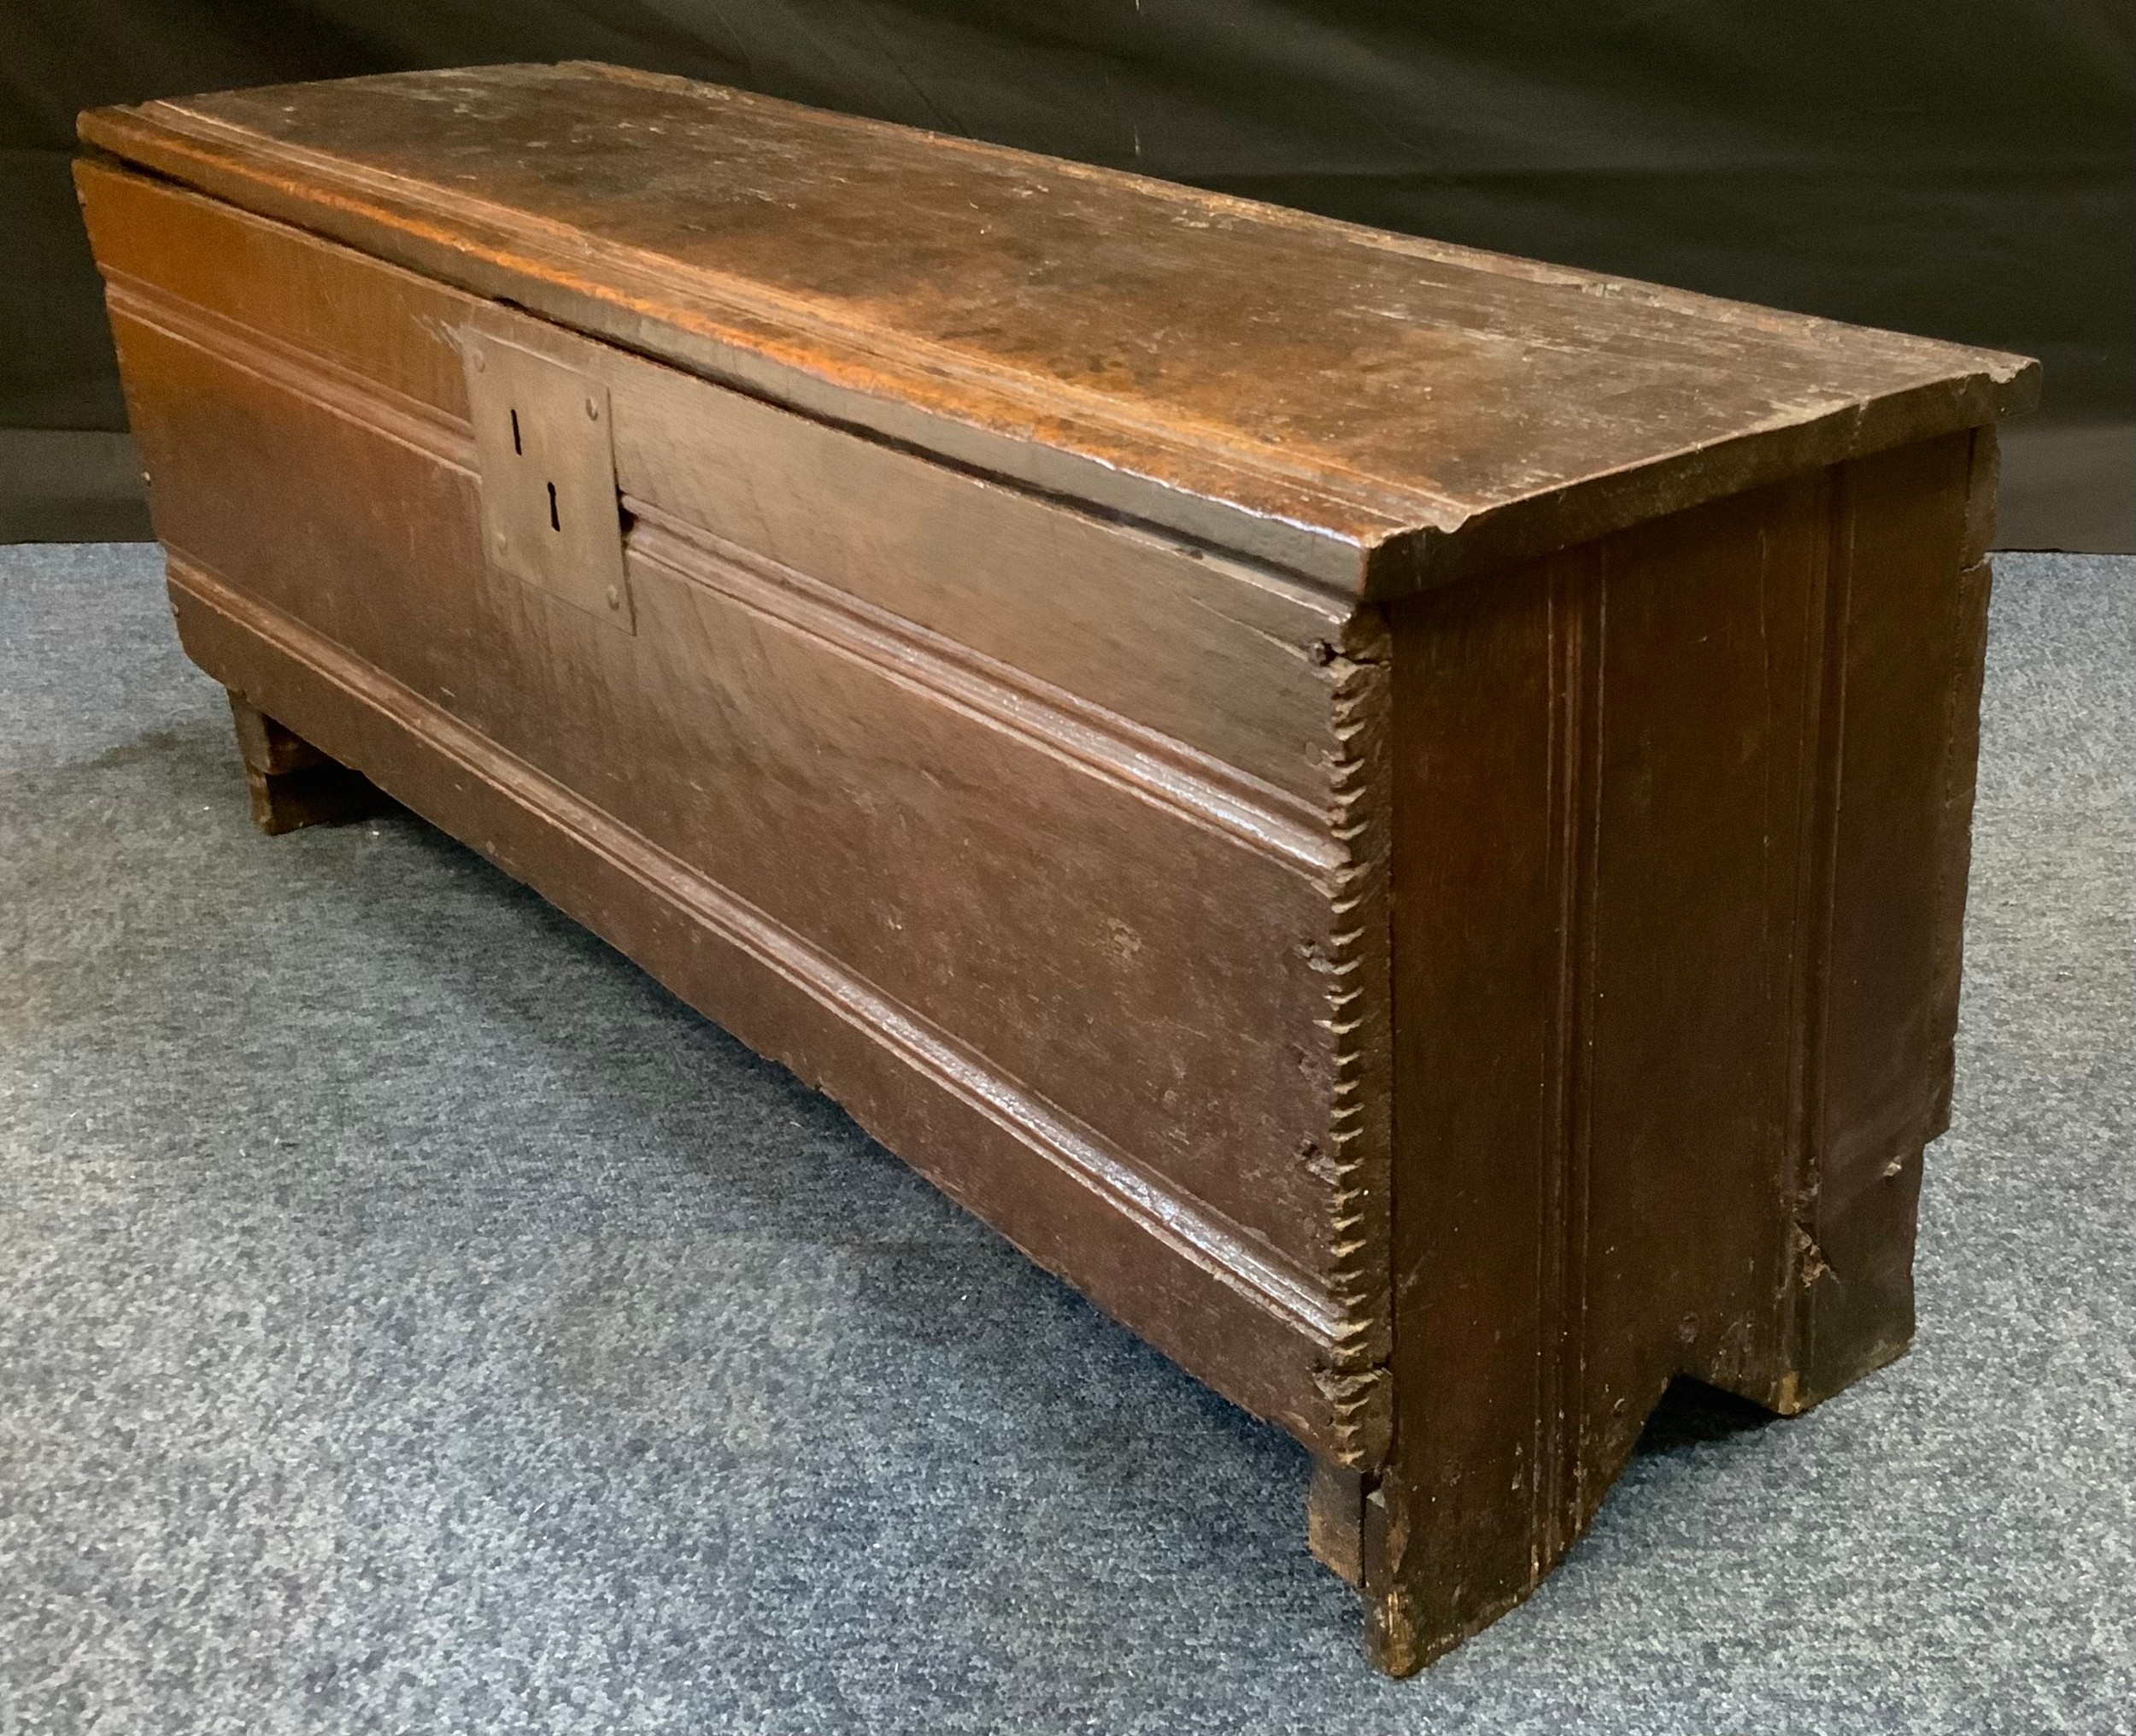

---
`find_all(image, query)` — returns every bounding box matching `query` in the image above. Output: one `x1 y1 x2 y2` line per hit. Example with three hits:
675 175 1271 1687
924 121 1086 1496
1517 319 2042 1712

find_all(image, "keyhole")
547 481 560 532
510 409 522 455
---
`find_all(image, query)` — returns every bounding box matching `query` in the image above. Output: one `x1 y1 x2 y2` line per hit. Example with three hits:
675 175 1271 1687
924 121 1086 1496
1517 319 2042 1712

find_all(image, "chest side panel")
1376 442 1985 1660
82 162 1394 1463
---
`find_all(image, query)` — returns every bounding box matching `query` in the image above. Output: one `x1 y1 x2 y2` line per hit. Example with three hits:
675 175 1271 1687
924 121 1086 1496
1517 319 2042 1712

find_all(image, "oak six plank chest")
75 62 2036 1673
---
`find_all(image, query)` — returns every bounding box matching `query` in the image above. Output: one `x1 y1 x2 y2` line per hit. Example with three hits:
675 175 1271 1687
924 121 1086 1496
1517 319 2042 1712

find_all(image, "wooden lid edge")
1365 361 2042 599
76 88 2043 605
77 97 1411 596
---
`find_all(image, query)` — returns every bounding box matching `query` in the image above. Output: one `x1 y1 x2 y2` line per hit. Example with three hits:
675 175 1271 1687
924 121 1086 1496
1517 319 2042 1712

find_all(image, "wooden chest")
76 62 2035 1673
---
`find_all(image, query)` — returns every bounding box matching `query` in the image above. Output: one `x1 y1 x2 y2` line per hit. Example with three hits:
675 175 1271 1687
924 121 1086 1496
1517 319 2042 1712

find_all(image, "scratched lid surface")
80 62 2037 593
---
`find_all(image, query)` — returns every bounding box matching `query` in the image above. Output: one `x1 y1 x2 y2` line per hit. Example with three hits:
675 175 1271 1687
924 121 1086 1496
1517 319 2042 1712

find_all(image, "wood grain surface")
74 67 2019 1674
79 61 2035 595
1371 430 1996 1671
80 157 1394 1467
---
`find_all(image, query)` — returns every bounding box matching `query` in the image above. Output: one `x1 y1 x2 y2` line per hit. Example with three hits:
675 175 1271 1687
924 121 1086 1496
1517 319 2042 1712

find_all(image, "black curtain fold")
3 1 2128 435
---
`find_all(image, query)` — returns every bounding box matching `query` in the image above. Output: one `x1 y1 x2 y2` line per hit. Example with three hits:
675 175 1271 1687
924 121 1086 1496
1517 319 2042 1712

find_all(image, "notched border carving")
1310 619 1395 1468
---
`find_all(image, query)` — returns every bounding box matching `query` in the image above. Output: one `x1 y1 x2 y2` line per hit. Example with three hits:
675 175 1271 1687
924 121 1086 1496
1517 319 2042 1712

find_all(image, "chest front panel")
80 159 1395 1461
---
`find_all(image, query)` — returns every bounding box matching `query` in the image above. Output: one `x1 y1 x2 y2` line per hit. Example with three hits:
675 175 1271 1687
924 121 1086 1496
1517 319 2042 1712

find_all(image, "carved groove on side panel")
1777 466 1851 1406
166 547 1360 1359
1929 425 1998 1135
1308 616 1395 1468
1536 552 1604 1556
1926 553 1992 1141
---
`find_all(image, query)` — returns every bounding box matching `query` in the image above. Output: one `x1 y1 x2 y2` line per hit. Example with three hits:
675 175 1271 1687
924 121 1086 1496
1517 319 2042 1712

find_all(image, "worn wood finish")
91 208 1391 1465
226 692 385 835
75 64 2032 1674
78 62 2035 595
1371 431 1996 1669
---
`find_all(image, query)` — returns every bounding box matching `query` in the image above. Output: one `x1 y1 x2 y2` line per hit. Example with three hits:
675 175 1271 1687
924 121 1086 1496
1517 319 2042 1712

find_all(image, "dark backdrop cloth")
4 3 2129 440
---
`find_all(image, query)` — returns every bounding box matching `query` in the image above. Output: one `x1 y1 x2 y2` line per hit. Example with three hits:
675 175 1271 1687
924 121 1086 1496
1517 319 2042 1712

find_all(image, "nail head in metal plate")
463 330 632 635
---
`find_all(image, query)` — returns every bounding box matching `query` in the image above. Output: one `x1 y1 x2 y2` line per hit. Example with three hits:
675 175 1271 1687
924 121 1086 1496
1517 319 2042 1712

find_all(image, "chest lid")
79 60 2035 598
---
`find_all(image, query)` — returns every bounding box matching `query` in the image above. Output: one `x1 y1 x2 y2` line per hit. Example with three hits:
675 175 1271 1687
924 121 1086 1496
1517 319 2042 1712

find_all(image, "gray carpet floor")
2 543 2129 1735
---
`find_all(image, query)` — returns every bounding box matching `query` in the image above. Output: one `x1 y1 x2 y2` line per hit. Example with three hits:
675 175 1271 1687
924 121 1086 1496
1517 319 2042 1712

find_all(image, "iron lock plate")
464 331 633 632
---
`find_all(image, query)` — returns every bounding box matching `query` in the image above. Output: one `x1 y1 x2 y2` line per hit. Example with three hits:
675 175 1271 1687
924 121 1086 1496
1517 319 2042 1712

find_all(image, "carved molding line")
104 273 472 475
102 271 1339 886
625 502 1337 877
165 548 1360 1364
